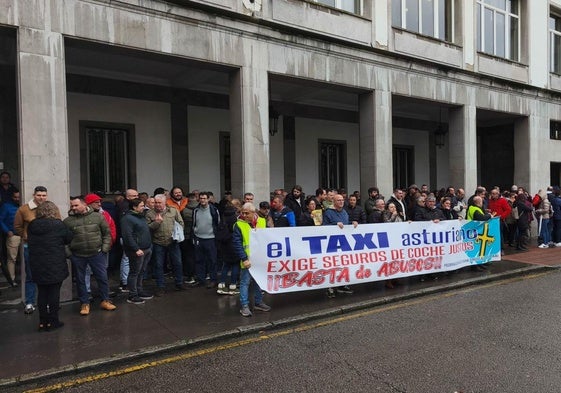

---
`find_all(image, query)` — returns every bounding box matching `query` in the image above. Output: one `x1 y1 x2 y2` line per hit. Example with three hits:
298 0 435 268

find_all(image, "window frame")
79 121 136 195
393 145 415 191
318 139 347 190
313 0 363 16
550 120 561 141
550 11 561 75
391 0 455 43
477 0 520 61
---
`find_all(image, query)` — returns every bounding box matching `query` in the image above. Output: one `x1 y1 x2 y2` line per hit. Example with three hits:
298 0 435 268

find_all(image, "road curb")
0 264 554 389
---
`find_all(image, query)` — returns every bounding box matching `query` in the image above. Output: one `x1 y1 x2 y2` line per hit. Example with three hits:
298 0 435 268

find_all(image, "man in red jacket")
487 188 511 251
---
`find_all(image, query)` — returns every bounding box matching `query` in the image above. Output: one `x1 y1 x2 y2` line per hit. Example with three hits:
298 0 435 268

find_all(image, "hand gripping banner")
249 218 501 294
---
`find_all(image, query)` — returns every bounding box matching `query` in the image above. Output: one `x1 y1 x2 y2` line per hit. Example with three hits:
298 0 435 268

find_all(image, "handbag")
172 220 185 242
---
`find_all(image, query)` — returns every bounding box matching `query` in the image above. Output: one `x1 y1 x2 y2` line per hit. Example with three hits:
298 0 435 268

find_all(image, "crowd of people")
0 169 559 329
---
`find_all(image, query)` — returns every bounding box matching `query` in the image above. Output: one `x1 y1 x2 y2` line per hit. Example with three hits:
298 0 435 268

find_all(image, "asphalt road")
16 269 561 393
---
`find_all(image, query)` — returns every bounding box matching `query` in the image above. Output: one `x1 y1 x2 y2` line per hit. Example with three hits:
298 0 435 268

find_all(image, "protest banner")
250 218 501 294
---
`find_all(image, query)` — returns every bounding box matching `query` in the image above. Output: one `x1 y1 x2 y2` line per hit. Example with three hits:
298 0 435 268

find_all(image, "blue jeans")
120 238 129 286
126 247 152 297
85 253 109 293
220 261 239 286
239 268 262 307
554 219 561 243
540 218 551 245
23 244 36 305
72 252 110 304
152 242 183 288
194 238 218 283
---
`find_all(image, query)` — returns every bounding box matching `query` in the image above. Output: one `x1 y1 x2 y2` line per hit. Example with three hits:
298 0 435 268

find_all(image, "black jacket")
344 205 367 224
121 211 152 252
27 218 73 285
285 194 305 220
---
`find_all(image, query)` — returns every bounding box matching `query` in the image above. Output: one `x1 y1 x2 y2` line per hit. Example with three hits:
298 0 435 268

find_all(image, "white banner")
249 218 501 294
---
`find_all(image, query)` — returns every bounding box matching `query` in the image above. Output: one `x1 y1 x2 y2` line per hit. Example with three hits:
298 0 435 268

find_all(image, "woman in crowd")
535 190 552 248
384 202 403 223
439 197 459 220
299 197 322 226
27 201 72 331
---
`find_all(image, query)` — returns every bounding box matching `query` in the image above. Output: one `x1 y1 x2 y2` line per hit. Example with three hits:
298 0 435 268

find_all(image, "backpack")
511 206 519 220
532 194 542 209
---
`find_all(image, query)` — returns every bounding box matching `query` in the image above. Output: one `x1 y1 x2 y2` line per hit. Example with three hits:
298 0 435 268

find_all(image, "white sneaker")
555 243 561 247
216 282 228 295
24 304 35 314
538 244 549 249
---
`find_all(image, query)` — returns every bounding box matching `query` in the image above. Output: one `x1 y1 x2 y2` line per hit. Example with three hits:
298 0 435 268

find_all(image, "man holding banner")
323 194 358 297
233 203 271 317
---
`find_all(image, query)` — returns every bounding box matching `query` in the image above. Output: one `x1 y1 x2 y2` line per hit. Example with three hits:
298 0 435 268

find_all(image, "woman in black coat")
439 197 459 220
27 201 73 331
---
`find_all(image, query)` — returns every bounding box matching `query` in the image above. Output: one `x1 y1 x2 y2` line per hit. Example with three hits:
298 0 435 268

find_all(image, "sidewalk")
0 245 559 387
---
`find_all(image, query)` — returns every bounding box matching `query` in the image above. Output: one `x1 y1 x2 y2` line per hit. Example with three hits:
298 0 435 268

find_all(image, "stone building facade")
1 0 561 207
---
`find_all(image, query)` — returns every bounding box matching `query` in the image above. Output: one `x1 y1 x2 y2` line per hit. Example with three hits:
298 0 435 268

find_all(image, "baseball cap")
84 193 102 205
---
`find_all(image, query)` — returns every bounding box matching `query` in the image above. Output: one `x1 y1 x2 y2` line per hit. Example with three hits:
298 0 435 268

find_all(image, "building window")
392 0 454 42
550 13 561 74
393 145 415 190
80 122 135 194
551 121 561 140
477 0 519 61
314 0 361 15
319 140 346 190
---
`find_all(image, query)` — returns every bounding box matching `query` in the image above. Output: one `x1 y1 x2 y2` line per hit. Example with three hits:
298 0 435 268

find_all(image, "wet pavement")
0 244 559 387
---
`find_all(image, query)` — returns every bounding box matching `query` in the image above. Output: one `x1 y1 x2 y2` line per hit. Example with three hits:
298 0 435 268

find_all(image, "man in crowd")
0 171 17 207
191 192 220 288
323 194 357 297
257 201 270 221
181 192 198 284
116 189 139 291
284 185 305 222
387 188 407 221
315 188 327 210
243 192 254 204
367 198 386 223
364 186 381 216
167 186 188 212
454 188 467 218
268 195 296 227
64 196 116 315
146 194 185 296
0 188 20 286
414 195 445 222
344 193 367 224
84 193 117 295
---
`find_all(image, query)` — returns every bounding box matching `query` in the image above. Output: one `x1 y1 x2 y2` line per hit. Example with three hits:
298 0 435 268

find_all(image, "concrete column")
229 66 270 202
17 28 71 300
448 104 477 193
18 28 69 207
359 89 393 198
372 0 389 50
462 0 475 71
526 0 548 88
514 106 547 192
